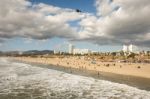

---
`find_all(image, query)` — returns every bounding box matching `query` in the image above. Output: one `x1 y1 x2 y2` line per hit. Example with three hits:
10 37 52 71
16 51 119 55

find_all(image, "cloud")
0 0 85 41
0 0 150 48
76 0 150 47
95 0 114 16
0 43 3 47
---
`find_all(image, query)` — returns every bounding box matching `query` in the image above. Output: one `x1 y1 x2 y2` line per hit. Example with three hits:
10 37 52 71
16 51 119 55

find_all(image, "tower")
128 44 133 52
122 44 138 53
122 45 128 52
68 44 74 54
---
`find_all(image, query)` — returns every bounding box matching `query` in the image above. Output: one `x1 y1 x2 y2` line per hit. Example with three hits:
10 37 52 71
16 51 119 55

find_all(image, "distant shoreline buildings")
69 44 74 54
52 43 142 55
69 44 139 55
68 44 91 55
122 44 138 53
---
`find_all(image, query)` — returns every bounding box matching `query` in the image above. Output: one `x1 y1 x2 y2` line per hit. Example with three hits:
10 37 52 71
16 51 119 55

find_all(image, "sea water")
0 58 150 99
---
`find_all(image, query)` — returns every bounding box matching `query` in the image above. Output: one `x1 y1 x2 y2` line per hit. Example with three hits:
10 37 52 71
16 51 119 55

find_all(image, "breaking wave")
0 58 150 99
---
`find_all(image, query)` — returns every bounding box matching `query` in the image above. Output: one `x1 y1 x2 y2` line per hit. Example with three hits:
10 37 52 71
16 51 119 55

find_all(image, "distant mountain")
23 50 54 55
0 50 54 56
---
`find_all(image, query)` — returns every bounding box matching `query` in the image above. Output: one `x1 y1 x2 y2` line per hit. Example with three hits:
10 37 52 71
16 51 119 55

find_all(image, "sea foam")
0 58 150 99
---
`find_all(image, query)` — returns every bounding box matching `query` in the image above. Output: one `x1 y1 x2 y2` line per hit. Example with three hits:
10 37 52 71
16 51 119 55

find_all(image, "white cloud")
0 43 3 47
76 0 150 47
95 0 114 16
0 0 86 41
0 0 150 47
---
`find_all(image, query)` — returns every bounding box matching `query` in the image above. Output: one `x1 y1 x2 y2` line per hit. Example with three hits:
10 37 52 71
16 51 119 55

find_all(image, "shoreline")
12 58 150 91
12 57 150 78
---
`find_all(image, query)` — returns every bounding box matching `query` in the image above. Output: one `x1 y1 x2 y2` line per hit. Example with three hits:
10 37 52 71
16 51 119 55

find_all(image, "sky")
0 0 150 52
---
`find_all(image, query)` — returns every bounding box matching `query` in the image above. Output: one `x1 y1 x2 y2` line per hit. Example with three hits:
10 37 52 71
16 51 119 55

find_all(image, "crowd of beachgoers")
12 55 150 79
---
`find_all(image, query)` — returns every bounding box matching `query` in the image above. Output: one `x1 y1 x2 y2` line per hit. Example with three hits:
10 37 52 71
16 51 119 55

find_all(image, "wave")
0 58 150 99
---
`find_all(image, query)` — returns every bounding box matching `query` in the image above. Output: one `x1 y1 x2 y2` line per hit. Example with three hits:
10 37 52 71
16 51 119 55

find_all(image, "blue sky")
31 0 96 14
0 0 123 52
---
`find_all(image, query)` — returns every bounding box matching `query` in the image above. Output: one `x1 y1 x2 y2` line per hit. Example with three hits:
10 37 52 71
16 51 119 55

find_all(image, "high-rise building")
128 44 133 52
122 44 138 53
129 44 138 52
123 45 128 52
68 44 74 54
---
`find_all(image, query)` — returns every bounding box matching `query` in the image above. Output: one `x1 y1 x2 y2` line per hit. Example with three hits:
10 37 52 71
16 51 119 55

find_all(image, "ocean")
0 58 150 99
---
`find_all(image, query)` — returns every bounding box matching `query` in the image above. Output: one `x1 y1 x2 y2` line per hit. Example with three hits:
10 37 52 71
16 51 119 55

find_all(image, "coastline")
12 57 150 78
11 57 150 91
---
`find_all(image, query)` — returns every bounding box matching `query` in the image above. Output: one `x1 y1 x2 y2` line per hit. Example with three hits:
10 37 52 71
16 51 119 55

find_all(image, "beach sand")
12 56 150 78
11 56 150 90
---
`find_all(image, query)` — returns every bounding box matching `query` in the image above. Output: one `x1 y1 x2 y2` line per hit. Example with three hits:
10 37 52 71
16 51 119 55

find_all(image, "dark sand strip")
14 60 150 91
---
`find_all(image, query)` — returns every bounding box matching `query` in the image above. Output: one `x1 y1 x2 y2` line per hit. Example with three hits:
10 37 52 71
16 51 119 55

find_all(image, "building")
68 44 91 55
73 49 91 55
123 45 128 52
128 44 134 52
68 44 74 54
54 50 60 54
122 44 138 53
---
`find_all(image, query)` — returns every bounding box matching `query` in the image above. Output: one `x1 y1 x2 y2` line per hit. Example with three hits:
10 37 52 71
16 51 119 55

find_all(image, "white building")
54 50 60 54
128 44 133 52
68 44 74 54
129 44 139 52
123 45 128 52
122 44 138 53
73 49 91 55
68 44 91 55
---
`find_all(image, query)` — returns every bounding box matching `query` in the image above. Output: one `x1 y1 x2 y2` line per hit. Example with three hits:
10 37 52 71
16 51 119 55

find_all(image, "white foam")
0 58 150 99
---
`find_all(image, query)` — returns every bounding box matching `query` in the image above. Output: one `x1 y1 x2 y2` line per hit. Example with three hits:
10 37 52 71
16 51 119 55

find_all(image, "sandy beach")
12 56 150 79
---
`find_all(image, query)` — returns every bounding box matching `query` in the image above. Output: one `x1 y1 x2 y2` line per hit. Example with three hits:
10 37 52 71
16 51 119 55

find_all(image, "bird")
76 9 81 13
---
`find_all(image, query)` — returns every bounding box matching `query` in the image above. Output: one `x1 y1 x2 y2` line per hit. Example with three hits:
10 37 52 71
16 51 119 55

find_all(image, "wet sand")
13 59 150 91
